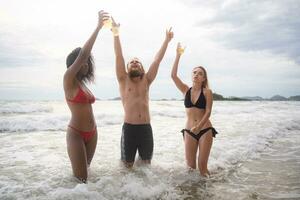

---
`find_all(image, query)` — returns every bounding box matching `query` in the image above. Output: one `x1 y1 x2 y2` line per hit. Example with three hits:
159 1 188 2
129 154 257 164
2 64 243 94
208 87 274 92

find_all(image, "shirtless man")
112 19 173 167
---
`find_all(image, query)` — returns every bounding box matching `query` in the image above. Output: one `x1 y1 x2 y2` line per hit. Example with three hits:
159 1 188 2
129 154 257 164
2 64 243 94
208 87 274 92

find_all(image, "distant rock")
227 96 249 101
242 96 264 100
213 93 225 100
270 95 287 101
107 94 300 101
289 95 300 101
213 93 248 101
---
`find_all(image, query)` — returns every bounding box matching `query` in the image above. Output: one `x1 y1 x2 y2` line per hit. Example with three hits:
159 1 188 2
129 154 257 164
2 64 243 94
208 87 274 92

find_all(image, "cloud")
194 0 300 64
1 0 300 100
0 31 48 67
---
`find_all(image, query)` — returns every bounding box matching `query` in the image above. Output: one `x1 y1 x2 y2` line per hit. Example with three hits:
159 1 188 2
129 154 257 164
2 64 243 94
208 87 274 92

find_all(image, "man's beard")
129 70 143 78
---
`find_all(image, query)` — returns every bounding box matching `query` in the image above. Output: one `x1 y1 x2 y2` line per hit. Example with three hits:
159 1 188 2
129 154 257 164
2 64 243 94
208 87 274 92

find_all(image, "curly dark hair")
66 47 95 84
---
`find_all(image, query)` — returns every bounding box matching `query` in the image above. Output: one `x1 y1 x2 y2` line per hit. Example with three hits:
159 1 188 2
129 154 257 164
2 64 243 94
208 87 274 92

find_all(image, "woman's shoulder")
203 88 213 95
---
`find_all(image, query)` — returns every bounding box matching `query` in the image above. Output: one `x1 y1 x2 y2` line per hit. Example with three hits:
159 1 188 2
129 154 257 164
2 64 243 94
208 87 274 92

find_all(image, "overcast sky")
0 0 299 100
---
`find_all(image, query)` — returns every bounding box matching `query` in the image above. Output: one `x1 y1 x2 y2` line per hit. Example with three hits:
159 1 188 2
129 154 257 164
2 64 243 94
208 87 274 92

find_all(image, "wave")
0 102 53 114
0 113 124 133
210 118 300 173
95 113 123 126
0 115 68 133
1 101 300 200
151 110 185 118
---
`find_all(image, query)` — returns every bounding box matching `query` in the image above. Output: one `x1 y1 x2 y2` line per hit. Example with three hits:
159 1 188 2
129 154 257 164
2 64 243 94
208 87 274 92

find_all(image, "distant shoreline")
106 94 300 101
1 99 300 102
1 94 300 102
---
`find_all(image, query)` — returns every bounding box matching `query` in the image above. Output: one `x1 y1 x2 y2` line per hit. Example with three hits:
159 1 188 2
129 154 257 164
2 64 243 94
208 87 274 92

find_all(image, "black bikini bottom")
181 127 218 141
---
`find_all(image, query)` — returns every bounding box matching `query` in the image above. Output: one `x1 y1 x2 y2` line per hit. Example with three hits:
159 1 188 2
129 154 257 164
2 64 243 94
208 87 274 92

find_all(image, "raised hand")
98 10 110 29
165 27 174 43
111 17 120 36
177 42 185 55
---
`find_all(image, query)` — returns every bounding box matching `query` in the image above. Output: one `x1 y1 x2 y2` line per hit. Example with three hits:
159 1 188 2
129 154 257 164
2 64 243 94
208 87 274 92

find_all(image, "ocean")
0 100 299 200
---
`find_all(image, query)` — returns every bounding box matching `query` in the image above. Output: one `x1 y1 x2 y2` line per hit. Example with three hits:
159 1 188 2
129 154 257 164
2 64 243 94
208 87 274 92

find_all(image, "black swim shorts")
121 123 153 162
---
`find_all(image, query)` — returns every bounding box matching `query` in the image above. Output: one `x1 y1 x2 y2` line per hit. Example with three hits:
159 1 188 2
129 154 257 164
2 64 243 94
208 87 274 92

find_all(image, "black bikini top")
184 87 206 109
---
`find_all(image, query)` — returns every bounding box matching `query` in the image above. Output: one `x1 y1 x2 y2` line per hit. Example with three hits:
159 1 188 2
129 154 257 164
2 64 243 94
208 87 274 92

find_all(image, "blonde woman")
171 43 218 176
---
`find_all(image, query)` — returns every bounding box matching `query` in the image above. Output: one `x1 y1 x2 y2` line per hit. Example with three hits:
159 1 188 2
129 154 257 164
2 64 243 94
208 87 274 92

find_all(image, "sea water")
0 100 299 199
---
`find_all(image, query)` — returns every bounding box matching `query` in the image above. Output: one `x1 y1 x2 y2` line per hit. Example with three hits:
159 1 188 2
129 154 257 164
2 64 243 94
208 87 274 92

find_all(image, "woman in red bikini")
63 10 109 183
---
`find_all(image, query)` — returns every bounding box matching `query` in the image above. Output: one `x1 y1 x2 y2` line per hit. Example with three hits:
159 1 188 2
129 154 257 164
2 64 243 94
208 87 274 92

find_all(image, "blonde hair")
193 66 209 89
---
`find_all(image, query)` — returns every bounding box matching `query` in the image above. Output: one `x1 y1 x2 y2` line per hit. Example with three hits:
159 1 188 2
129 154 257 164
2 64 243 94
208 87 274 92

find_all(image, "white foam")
0 101 53 114
0 100 300 199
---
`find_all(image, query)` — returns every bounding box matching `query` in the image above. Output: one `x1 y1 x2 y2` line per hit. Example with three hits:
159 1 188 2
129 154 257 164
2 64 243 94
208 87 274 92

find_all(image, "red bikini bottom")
68 125 96 143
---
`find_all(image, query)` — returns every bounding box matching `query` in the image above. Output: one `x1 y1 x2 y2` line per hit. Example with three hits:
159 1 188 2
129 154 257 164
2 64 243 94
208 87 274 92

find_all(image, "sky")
0 0 299 100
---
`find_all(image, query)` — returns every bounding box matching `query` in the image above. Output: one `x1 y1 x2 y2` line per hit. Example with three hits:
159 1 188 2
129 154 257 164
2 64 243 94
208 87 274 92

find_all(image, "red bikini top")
66 86 95 104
